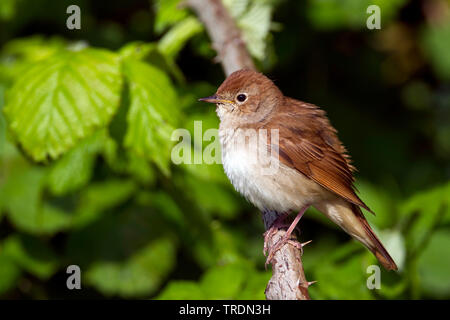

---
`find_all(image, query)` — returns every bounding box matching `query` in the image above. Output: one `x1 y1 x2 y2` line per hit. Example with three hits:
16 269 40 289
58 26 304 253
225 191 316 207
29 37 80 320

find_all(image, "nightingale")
199 69 397 271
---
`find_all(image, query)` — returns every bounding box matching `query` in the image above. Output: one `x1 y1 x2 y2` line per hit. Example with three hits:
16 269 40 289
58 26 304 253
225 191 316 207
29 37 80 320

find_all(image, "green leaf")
3 48 123 161
0 247 21 295
1 167 72 234
417 229 450 298
422 22 450 80
119 42 185 84
47 131 105 195
306 0 406 30
222 0 250 17
67 205 177 297
73 179 137 228
400 182 450 251
181 173 240 219
158 17 203 59
235 1 273 60
86 237 176 298
200 263 248 299
355 180 397 229
154 0 188 33
103 135 157 186
157 281 206 300
0 85 6 162
122 59 179 174
2 235 58 280
135 191 185 227
1 36 67 65
377 229 406 271
310 254 374 300
236 270 271 300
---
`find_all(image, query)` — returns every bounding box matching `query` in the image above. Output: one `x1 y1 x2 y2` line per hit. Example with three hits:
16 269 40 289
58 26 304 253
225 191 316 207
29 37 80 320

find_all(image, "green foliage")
422 22 450 81
158 17 203 59
47 132 105 195
417 230 450 298
158 261 270 300
0 0 21 21
86 237 176 297
154 0 189 33
2 235 58 280
307 0 407 30
3 48 122 161
122 58 179 174
0 0 449 300
224 0 275 60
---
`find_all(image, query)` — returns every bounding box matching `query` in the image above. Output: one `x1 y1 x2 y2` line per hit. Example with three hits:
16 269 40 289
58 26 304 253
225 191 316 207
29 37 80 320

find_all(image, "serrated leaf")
236 1 272 60
222 0 250 17
122 59 179 174
3 48 123 161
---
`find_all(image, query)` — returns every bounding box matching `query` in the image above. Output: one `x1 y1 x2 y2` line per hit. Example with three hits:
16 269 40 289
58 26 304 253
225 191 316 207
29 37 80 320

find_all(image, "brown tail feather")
352 205 398 271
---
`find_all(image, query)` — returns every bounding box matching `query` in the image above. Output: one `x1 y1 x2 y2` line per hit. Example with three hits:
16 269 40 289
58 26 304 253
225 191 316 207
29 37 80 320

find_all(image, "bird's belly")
222 142 325 213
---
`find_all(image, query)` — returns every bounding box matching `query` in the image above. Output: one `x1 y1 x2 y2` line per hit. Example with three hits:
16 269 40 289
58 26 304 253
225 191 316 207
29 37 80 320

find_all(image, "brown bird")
199 69 397 271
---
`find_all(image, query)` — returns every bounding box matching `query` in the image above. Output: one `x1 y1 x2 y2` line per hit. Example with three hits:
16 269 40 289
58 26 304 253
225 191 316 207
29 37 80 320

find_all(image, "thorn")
301 240 312 247
307 280 317 287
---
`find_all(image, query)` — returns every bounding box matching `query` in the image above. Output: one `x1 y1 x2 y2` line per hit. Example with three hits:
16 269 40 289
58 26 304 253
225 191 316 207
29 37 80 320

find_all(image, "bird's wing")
267 98 373 213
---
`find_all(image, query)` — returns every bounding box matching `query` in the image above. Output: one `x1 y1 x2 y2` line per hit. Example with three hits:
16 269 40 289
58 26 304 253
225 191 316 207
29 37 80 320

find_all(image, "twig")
185 0 255 76
187 0 311 300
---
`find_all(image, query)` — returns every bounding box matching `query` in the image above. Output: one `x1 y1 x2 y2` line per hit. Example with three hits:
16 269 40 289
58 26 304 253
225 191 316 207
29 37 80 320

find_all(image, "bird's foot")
263 215 290 257
264 236 312 268
263 206 310 268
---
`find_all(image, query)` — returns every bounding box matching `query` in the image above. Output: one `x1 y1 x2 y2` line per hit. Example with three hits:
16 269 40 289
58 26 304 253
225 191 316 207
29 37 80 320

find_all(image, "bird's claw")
264 235 312 269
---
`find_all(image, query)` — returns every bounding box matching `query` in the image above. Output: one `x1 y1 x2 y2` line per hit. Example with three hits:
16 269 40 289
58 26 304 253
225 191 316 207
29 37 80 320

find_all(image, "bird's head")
199 69 283 124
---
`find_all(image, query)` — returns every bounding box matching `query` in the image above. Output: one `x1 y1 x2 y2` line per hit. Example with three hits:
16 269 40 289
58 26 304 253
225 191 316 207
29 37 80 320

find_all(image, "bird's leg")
264 205 310 266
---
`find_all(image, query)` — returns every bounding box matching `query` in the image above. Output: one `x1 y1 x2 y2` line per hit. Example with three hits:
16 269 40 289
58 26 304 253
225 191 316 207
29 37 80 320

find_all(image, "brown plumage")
200 69 397 271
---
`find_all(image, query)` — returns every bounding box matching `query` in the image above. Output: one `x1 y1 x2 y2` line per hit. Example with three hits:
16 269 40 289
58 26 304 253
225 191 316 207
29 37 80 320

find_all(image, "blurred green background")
0 0 449 299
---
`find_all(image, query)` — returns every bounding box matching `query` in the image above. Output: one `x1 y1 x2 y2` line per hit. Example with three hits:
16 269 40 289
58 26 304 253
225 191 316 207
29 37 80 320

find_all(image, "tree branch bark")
185 0 255 76
187 0 311 300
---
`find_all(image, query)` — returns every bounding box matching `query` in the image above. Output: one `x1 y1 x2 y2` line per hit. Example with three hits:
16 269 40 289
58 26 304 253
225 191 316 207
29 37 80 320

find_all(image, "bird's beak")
198 95 233 104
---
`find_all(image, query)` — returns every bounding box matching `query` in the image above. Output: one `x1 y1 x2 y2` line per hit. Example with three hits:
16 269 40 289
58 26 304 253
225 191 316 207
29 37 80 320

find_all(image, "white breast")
219 127 325 213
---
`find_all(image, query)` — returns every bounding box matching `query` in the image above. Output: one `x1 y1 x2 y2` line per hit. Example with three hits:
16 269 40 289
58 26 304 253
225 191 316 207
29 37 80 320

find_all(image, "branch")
187 0 311 300
185 0 255 76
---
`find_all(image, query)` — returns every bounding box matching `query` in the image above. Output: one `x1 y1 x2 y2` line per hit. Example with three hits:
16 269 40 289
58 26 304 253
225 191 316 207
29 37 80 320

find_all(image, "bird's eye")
236 93 247 102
